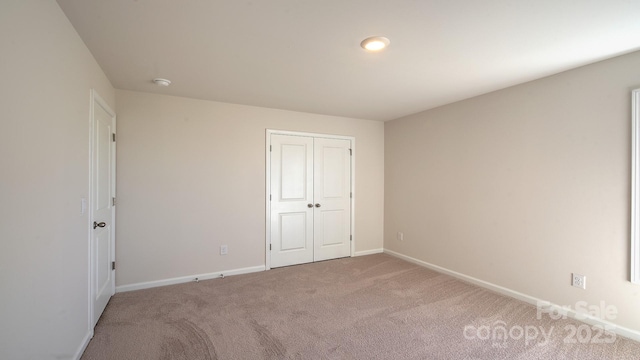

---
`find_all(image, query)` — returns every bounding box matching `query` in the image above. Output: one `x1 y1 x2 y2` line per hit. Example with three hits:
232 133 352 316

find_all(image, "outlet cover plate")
572 273 586 289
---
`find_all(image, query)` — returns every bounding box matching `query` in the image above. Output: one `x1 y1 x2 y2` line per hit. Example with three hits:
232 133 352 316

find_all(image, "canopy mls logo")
463 321 554 348
463 300 619 348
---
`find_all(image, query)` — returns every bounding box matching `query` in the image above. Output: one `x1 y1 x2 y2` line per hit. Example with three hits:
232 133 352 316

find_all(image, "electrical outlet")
220 245 228 255
572 273 586 289
397 232 404 241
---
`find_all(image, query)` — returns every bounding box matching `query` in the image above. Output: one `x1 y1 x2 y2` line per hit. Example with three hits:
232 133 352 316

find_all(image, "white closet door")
270 134 314 268
313 138 352 261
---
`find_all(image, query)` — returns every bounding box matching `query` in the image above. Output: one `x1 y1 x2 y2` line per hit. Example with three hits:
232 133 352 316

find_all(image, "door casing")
265 129 355 270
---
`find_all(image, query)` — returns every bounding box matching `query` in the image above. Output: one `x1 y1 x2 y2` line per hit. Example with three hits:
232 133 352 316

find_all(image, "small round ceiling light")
153 78 171 86
360 36 390 51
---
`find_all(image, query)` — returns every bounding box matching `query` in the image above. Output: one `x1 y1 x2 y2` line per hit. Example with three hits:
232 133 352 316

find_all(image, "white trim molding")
354 248 384 257
632 89 640 285
384 249 640 342
74 331 92 360
115 265 265 293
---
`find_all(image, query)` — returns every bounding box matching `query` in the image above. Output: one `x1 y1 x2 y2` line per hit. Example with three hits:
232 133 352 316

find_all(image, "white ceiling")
57 0 640 121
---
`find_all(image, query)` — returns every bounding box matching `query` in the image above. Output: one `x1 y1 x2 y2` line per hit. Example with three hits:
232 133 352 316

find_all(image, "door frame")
88 89 116 330
632 88 640 284
265 129 355 270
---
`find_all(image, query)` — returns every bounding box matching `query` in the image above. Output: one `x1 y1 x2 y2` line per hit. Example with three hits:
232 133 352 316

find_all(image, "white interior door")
269 133 351 268
313 138 352 261
270 134 314 267
91 91 115 327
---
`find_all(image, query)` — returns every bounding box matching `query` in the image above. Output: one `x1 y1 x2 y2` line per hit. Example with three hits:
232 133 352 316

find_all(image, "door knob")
315 203 321 208
93 221 106 229
307 204 313 208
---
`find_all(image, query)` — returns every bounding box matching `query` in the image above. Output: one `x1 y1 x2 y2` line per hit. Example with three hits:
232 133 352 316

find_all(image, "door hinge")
270 194 272 201
269 244 272 251
111 261 115 270
112 197 116 206
349 148 352 156
350 192 352 199
270 145 272 152
350 235 353 241
112 133 116 142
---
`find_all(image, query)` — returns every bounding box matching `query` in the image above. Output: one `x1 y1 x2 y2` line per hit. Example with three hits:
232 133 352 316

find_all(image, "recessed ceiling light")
360 36 390 51
153 78 171 86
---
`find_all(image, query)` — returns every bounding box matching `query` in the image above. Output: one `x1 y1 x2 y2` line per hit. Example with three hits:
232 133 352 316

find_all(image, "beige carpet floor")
82 254 640 359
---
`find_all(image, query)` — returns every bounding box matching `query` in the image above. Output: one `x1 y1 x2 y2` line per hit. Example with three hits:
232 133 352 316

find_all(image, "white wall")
0 1 115 359
385 50 640 333
115 90 384 287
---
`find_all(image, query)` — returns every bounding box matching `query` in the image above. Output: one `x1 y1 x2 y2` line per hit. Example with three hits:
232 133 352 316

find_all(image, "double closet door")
270 134 352 268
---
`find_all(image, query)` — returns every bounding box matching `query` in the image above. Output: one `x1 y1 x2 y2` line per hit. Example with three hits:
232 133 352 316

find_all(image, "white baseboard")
74 330 92 360
383 249 640 343
354 248 384 257
115 265 266 293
